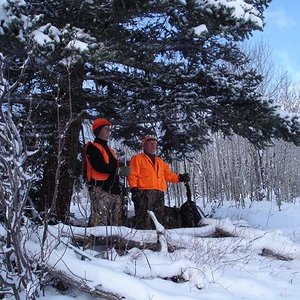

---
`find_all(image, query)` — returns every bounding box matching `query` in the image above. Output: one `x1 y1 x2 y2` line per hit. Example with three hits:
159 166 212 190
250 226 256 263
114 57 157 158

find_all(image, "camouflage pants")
89 186 124 226
134 190 165 229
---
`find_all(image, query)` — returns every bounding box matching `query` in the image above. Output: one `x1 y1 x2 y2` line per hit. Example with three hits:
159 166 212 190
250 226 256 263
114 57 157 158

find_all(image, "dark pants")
133 190 165 229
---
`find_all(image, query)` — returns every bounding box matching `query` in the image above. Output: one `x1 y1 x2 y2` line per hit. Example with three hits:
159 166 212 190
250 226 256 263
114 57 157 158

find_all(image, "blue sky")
253 0 300 85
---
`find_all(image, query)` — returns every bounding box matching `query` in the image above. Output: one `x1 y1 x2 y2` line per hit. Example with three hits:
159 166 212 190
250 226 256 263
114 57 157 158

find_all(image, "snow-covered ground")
20 197 300 300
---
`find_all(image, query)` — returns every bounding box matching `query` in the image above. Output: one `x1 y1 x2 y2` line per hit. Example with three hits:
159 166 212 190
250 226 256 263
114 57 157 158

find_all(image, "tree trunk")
39 63 85 222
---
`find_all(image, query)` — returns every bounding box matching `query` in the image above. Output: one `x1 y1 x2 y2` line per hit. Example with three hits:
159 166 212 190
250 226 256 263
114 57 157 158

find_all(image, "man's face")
98 125 111 141
143 139 157 155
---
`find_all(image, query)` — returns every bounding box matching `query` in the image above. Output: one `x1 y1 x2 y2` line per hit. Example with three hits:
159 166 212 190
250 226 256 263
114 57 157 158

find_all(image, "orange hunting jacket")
128 153 179 192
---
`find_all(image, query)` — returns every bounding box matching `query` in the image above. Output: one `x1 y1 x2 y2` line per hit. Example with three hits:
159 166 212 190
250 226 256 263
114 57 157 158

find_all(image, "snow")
10 197 300 300
193 24 208 36
66 40 89 53
0 0 264 44
194 0 263 28
31 24 61 49
1 0 298 299
0 0 29 36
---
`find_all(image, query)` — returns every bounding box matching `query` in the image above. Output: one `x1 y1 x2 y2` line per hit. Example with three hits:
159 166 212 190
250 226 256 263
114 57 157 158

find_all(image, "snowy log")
147 210 168 253
66 222 217 252
260 248 293 261
202 218 300 260
72 233 161 253
48 269 122 300
62 214 300 263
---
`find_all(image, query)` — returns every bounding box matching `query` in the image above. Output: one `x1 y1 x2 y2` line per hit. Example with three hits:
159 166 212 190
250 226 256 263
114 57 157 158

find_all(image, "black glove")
131 188 140 214
178 173 190 182
118 166 131 177
131 188 140 201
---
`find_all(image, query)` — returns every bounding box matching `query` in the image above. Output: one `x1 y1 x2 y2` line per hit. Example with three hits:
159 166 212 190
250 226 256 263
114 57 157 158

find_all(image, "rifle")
181 159 206 222
184 180 206 219
122 145 130 223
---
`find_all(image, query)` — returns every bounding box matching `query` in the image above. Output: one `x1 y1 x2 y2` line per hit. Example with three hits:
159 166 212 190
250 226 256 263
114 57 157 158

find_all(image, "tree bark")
39 63 85 222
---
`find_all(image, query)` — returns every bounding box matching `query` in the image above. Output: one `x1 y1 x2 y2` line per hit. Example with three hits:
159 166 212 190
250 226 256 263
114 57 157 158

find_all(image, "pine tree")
1 0 300 222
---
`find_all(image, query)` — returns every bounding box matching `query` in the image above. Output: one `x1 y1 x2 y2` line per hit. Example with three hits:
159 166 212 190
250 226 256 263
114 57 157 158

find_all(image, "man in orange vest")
86 118 130 226
128 135 190 229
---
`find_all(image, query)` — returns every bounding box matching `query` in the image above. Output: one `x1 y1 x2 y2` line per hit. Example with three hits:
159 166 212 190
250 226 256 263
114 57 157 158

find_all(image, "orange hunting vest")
85 142 118 182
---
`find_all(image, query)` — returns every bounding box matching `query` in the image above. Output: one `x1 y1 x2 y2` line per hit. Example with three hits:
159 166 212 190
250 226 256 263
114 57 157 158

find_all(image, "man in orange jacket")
86 118 130 226
128 135 189 229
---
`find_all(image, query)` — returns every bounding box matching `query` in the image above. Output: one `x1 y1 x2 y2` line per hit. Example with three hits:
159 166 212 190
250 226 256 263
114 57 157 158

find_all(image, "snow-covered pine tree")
1 0 300 222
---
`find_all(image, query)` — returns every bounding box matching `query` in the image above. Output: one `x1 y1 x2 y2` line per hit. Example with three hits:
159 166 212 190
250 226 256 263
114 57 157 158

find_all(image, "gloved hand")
178 173 190 182
118 166 131 177
131 187 140 212
131 187 139 199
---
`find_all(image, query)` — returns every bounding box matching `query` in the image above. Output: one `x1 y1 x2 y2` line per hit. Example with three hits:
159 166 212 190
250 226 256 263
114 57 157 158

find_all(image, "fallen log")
202 218 299 260
72 233 161 254
68 215 300 262
148 210 168 253
48 269 123 300
260 248 294 261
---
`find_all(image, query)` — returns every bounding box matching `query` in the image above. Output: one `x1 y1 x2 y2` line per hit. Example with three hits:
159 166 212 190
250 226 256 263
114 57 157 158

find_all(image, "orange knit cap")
142 135 157 147
92 118 112 132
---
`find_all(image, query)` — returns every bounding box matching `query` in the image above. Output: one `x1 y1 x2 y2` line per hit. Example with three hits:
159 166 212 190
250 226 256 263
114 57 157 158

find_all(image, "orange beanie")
92 118 112 132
